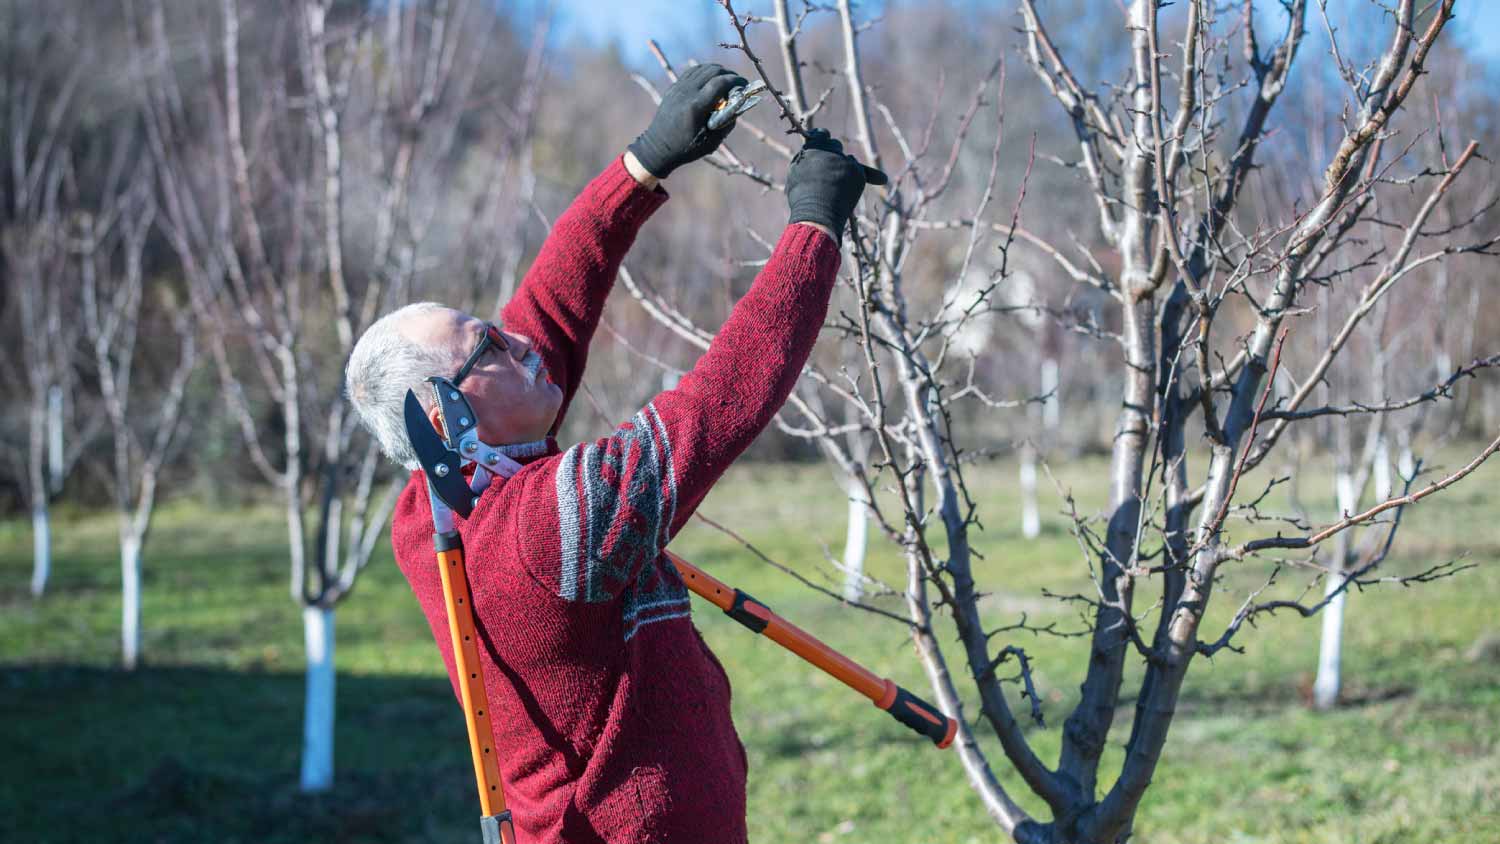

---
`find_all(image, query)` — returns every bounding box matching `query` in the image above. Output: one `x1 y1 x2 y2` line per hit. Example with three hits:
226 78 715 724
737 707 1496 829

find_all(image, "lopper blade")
404 389 476 518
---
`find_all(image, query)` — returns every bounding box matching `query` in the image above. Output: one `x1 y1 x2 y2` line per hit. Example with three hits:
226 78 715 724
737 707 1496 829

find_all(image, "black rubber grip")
724 589 771 634
885 685 954 747
433 530 463 552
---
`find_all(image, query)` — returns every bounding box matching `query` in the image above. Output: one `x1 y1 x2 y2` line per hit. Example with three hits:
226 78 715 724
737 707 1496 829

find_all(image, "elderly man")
346 64 878 843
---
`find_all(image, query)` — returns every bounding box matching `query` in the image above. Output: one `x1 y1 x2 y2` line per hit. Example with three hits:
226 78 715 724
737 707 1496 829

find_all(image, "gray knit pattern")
555 403 680 607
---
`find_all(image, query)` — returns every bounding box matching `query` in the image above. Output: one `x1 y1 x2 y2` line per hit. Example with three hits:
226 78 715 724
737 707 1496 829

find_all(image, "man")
346 64 879 843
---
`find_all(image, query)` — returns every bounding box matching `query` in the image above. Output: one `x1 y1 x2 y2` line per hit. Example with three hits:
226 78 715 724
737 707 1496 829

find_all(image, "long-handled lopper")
406 384 519 844
404 385 957 840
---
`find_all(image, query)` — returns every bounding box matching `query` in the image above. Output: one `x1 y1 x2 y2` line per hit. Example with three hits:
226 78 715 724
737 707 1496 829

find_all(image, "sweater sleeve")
501 224 841 603
498 156 668 432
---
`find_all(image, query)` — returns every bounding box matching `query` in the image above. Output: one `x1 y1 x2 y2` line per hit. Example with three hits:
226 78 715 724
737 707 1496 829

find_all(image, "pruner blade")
708 79 767 131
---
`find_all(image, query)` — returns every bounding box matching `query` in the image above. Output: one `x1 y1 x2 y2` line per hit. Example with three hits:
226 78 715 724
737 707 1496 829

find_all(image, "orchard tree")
76 158 198 670
0 5 96 598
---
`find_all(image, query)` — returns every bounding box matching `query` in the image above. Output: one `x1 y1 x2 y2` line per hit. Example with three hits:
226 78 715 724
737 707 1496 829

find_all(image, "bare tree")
1 187 70 600
618 1 1496 840
0 4 94 598
76 161 197 670
1287 126 1497 709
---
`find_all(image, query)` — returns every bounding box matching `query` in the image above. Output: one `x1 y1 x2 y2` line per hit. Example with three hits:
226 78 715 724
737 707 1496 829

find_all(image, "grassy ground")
2 452 1498 843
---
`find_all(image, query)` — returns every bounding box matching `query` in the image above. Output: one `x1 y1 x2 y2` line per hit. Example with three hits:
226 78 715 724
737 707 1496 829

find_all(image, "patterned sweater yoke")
390 156 842 844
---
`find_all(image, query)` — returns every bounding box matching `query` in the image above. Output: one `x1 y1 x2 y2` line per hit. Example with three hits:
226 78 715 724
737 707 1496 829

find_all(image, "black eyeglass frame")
451 322 509 387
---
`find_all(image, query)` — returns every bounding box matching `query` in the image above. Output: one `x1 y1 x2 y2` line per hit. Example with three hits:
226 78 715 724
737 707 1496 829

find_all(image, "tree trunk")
1041 356 1060 430
841 471 869 602
29 397 50 599
1312 468 1357 710
1019 442 1040 539
121 532 142 670
1058 298 1154 792
47 385 64 495
1311 543 1348 711
30 505 50 599
1372 434 1392 502
1397 440 1416 481
299 605 336 792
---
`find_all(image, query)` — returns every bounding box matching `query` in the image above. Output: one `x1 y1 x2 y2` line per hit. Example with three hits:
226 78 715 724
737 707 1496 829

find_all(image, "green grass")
2 452 1498 843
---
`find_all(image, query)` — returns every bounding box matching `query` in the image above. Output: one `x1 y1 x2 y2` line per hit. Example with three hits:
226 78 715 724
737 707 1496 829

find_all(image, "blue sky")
547 0 1500 69
547 0 736 68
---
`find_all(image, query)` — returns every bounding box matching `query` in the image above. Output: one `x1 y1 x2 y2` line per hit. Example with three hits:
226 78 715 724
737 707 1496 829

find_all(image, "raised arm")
503 133 883 603
497 156 664 426
499 64 748 430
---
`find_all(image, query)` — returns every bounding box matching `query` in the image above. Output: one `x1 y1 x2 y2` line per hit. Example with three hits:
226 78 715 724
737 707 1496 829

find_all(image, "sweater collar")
495 436 554 464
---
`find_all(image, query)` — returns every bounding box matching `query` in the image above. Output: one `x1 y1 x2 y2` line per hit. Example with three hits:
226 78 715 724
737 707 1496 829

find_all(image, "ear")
427 403 447 439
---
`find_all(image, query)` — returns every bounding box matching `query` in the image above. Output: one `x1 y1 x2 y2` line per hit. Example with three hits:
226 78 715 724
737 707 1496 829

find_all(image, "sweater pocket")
570 762 672 843
631 765 672 842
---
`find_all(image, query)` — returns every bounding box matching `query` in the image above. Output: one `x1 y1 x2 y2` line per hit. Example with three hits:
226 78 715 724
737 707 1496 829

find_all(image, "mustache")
521 349 544 385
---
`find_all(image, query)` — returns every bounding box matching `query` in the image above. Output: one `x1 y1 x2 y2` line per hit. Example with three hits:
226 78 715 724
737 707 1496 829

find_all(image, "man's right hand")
785 130 886 243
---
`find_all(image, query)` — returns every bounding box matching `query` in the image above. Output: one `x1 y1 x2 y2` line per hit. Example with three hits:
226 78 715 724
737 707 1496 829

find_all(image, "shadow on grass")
1 661 953 843
1 663 477 844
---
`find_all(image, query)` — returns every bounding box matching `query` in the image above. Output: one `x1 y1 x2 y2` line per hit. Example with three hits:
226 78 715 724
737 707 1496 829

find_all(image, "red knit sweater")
390 156 842 843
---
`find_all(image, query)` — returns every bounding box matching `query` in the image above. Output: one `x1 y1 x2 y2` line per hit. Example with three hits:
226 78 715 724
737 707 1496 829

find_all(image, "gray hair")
346 301 455 470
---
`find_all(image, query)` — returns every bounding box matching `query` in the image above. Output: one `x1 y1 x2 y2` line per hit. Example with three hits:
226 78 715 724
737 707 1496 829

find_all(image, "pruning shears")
708 79 768 131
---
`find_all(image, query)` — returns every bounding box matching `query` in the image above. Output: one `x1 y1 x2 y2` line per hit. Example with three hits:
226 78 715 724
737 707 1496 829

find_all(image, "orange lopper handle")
665 551 958 749
435 531 516 844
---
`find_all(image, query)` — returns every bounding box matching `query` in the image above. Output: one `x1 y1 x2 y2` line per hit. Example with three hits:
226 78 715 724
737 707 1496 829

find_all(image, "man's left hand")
628 63 748 179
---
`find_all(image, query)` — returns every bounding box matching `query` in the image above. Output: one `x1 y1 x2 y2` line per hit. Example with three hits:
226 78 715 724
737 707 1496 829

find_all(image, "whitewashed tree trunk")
299 605 336 792
1313 470 1357 710
1372 435 1392 502
30 506 50 599
121 533 142 670
1022 356 1057 540
1041 357 1060 430
1020 443 1041 539
28 397 51 599
1312 559 1347 710
842 471 870 602
47 385 64 495
1397 442 1416 481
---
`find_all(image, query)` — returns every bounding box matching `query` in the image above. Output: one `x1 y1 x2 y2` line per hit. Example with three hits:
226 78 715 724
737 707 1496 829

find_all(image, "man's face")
401 307 564 444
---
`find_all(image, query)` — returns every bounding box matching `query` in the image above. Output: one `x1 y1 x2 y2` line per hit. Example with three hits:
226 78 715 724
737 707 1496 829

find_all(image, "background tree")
76 157 198 671
0 5 96 599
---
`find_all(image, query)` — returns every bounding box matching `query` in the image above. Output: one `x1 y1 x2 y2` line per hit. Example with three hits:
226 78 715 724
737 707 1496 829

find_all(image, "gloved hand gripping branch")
628 63 749 179
785 129 888 243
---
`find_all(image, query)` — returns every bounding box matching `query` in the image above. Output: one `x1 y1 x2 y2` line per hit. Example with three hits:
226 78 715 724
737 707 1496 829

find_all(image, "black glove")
785 130 888 241
628 63 748 179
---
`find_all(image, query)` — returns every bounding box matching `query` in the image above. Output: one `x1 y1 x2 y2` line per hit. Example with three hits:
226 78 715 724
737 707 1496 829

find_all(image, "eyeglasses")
452 322 509 387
